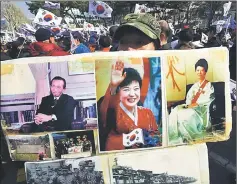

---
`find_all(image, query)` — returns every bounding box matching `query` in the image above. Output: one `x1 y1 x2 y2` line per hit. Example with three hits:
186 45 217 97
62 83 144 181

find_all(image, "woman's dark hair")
195 59 208 72
50 76 66 89
117 68 142 91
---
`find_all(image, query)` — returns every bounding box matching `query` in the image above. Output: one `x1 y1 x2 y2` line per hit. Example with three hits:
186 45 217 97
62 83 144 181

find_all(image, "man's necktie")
53 98 58 107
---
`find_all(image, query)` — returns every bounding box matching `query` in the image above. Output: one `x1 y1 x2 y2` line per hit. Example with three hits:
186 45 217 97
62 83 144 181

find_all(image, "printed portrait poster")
25 156 110 184
95 54 163 152
109 144 209 184
164 47 232 146
0 55 98 161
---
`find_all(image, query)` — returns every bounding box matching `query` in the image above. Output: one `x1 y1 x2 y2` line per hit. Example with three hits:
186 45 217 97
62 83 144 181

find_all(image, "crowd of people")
54 135 92 159
1 13 236 82
27 160 103 184
0 11 236 184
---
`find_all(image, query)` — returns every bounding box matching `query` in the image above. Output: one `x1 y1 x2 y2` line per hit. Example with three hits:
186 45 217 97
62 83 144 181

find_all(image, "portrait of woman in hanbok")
99 60 159 151
168 59 215 145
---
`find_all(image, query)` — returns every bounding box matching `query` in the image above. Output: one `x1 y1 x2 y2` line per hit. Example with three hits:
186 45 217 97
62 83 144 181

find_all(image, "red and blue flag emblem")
96 5 105 14
44 14 53 22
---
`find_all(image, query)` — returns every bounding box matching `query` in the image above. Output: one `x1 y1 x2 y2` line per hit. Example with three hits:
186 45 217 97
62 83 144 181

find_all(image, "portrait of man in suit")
34 76 76 132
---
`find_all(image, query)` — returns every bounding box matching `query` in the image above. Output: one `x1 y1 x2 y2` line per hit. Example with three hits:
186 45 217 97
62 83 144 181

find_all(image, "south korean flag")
123 128 145 147
88 1 113 18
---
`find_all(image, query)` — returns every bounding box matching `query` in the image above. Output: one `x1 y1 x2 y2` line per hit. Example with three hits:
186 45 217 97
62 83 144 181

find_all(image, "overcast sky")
13 1 35 18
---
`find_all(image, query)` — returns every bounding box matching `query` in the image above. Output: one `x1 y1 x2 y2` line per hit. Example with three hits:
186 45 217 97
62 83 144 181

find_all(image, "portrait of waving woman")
98 60 159 151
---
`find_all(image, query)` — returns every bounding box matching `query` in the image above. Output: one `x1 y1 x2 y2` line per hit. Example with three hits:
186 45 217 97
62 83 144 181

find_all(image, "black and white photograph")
25 156 107 184
52 130 96 159
7 134 51 161
109 144 209 184
1 60 97 136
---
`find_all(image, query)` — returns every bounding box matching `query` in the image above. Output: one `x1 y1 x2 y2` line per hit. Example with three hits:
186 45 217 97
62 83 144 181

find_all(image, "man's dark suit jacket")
37 94 76 131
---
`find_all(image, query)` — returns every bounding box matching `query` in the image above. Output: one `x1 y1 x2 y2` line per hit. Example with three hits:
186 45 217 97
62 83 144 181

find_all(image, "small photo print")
109 144 209 184
25 156 107 184
7 134 51 161
95 57 162 152
52 130 96 159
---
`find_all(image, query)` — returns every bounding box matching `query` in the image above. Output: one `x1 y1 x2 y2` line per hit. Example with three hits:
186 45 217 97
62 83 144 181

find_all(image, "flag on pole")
224 16 232 29
201 33 208 43
83 21 95 31
123 128 144 147
43 1 60 9
192 41 204 48
223 1 232 16
88 1 113 18
70 33 78 54
168 22 175 35
215 20 226 33
134 4 149 14
33 8 62 26
21 23 36 33
15 32 26 38
224 16 232 41
51 27 61 34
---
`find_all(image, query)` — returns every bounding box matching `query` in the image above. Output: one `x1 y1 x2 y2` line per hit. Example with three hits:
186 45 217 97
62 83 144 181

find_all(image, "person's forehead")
52 79 64 85
196 66 205 69
120 29 149 40
121 81 140 87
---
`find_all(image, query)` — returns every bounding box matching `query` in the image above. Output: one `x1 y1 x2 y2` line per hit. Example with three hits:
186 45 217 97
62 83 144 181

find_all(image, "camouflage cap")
113 13 161 41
